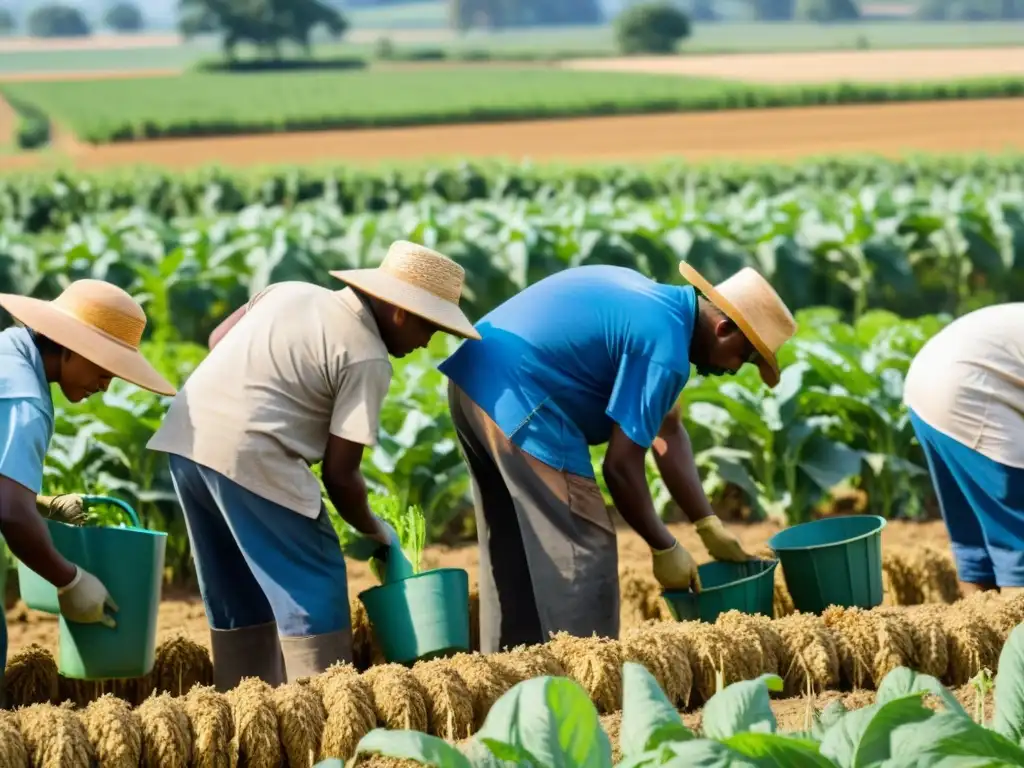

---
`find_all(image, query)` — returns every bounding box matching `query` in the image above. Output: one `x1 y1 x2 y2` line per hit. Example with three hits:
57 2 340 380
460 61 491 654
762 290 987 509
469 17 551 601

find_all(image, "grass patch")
2 92 51 150
2 67 1023 144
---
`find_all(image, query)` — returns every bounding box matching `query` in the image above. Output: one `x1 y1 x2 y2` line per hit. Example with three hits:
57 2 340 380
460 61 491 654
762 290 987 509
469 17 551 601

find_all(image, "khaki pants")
448 381 620 653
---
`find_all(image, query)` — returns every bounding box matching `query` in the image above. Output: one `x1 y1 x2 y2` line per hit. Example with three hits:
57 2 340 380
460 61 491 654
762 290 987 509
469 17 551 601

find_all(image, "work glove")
694 515 755 563
651 540 702 592
57 566 119 629
36 494 87 525
343 518 399 561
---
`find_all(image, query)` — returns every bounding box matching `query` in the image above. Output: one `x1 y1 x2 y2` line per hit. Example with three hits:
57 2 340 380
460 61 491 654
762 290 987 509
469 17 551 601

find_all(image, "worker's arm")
603 426 676 551
0 476 77 587
321 435 389 545
651 401 714 524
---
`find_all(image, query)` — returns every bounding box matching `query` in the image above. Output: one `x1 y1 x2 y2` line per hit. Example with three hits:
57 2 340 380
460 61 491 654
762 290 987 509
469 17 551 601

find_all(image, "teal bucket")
16 496 167 680
768 515 886 614
359 568 470 665
662 558 777 624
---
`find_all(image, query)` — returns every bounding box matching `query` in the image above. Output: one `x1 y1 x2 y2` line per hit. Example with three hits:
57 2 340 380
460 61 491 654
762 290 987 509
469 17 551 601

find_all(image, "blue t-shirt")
439 265 697 478
0 327 54 494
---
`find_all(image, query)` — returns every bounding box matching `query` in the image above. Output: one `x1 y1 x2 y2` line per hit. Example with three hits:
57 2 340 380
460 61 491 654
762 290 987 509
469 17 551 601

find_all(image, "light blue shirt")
439 266 697 479
0 327 54 494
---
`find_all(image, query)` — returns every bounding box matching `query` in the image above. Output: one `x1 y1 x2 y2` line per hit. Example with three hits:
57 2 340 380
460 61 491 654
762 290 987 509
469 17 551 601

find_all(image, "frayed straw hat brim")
330 269 481 341
678 262 780 387
0 294 176 396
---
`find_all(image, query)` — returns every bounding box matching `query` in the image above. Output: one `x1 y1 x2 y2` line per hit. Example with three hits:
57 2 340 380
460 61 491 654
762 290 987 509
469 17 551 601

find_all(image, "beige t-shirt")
903 303 1024 469
147 283 393 517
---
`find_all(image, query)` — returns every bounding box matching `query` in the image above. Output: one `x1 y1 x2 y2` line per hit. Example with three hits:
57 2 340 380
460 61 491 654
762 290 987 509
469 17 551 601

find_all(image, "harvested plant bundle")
618 567 668 631
409 659 474 741
821 606 913 689
310 663 375 762
715 609 784 675
273 681 326 768
775 613 839 697
490 644 565 683
961 591 1024 638
0 710 28 768
3 644 58 707
225 678 281 768
362 664 428 732
888 546 960 605
620 626 692 707
547 633 623 714
18 702 93 768
136 692 192 768
669 621 757 705
878 605 948 680
349 599 379 672
153 635 213 697
79 694 142 768
468 587 480 653
444 653 517 730
184 685 237 768
940 605 1003 687
773 565 795 618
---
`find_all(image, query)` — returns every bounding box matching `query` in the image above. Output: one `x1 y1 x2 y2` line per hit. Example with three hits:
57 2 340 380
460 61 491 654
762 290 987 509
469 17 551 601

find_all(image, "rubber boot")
280 628 354 682
209 621 285 692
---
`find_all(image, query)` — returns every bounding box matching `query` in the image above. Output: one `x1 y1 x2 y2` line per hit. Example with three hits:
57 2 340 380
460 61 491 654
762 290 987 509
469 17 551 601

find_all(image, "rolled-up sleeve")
605 354 689 449
328 360 393 446
0 399 50 494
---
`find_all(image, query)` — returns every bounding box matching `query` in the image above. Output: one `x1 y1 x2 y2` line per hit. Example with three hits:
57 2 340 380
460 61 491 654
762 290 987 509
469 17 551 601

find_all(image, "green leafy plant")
368 493 426 575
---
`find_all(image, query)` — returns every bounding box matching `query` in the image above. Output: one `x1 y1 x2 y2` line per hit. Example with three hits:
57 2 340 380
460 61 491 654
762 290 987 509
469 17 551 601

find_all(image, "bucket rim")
768 515 887 552
44 518 167 537
662 557 778 599
357 566 469 602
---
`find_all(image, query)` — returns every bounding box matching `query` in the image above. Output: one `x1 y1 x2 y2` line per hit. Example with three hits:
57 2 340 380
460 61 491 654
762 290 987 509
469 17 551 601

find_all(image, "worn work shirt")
0 327 54 495
904 302 1024 470
147 283 393 518
439 265 697 479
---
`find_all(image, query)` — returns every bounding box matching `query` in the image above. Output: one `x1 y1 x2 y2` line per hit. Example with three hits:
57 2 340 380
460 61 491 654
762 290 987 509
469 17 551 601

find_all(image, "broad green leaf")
820 693 933 767
655 739 759 767
475 676 612 768
722 733 834 767
875 667 967 718
886 712 1024 764
992 623 1024 743
620 661 693 757
701 674 783 740
812 700 849 740
354 728 473 768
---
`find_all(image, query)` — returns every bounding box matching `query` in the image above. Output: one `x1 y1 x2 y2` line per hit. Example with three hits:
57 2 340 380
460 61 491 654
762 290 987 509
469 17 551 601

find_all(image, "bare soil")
4 518 953 658
0 98 1018 172
561 47 1024 83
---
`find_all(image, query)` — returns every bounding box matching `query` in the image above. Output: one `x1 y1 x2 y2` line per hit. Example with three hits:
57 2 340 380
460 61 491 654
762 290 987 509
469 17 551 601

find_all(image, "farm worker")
0 280 177 705
146 241 479 691
903 303 1024 598
439 262 798 653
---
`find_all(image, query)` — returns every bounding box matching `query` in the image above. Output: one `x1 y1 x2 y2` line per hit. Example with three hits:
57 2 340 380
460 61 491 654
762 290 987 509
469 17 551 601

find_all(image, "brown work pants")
448 381 620 654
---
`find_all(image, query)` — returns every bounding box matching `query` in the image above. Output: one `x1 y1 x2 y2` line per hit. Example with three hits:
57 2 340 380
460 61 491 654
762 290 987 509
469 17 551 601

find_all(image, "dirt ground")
4 518 953 658
562 47 1024 83
0 98 1018 173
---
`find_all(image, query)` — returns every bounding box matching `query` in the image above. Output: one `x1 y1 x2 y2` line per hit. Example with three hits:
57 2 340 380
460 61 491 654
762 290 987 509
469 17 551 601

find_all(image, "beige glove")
57 566 119 629
695 515 754 562
651 540 702 592
36 494 87 525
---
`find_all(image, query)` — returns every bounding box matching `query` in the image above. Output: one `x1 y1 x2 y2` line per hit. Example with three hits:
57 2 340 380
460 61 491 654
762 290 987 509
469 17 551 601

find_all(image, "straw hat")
678 261 797 388
0 280 176 396
330 241 480 340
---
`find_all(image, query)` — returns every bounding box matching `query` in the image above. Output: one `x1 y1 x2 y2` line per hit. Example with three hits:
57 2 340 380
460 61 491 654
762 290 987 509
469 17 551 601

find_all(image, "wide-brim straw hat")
0 280 177 396
330 240 481 340
678 261 797 388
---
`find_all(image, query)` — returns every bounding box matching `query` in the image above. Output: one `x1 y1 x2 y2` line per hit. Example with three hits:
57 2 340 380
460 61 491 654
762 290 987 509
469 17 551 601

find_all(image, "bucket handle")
81 495 141 528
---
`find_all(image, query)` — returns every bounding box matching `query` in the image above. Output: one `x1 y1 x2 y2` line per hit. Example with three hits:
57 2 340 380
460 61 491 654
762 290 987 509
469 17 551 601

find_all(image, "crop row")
2 69 1023 144
2 579 1014 766
1 156 1022 235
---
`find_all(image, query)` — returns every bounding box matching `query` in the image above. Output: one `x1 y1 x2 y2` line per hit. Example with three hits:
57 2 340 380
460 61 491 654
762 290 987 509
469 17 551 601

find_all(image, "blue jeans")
168 454 350 637
910 408 1024 588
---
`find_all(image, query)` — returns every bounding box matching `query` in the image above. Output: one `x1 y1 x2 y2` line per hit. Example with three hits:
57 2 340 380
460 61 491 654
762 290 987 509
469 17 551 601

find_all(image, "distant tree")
916 0 1024 18
750 0 794 19
27 4 91 37
105 2 145 31
0 8 15 34
615 1 690 53
449 0 603 29
793 0 859 20
179 0 348 60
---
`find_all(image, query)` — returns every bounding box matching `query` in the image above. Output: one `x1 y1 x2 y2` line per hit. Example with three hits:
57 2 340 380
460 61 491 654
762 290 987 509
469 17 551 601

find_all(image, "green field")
3 67 1022 144
0 21 1021 75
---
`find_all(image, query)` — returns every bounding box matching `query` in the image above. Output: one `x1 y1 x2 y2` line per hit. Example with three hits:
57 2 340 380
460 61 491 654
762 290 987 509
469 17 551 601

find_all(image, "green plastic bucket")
662 558 778 624
17 517 79 614
768 515 886 614
17 496 167 679
359 567 470 665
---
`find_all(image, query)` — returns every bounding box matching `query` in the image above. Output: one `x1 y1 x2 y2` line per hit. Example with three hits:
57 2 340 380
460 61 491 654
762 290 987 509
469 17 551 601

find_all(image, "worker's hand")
651 540 702 592
57 566 118 629
36 494 87 526
694 515 754 563
343 519 399 561
368 520 402 583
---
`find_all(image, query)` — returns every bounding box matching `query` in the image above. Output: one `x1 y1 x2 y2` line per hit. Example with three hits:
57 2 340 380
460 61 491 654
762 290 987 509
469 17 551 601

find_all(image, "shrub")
614 2 691 55
104 2 144 32
27 4 91 38
0 8 15 34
